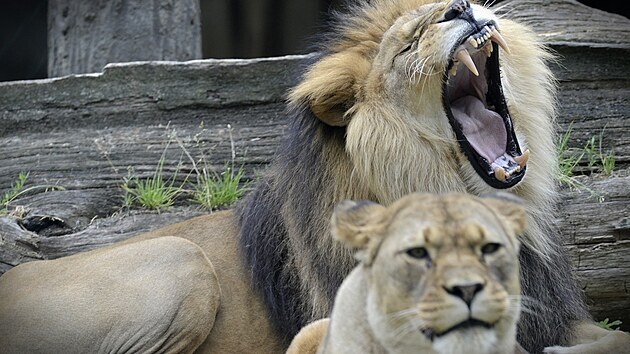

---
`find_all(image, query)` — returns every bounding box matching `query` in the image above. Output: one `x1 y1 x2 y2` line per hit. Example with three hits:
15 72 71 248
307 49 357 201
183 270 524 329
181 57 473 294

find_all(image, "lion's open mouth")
442 23 528 189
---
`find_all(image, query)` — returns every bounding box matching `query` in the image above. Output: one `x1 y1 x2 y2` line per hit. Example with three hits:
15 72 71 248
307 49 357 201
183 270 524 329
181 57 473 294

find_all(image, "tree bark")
48 0 202 77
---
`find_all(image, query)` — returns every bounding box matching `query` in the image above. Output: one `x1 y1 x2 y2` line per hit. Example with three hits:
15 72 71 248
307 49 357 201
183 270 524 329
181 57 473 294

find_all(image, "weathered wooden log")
495 0 630 48
48 0 202 77
0 0 629 327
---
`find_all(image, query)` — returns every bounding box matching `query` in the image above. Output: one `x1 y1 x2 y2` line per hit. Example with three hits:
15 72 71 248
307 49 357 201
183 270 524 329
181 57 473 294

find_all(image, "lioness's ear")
289 51 370 126
481 192 527 235
331 200 386 249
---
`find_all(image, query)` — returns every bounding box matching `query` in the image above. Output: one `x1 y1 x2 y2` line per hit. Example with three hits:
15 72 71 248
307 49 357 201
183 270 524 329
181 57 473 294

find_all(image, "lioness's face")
333 193 523 353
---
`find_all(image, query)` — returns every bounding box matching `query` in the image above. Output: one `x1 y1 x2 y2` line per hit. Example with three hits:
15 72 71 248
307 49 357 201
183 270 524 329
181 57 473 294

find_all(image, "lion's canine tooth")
490 30 511 54
494 166 506 182
455 49 479 76
514 149 530 168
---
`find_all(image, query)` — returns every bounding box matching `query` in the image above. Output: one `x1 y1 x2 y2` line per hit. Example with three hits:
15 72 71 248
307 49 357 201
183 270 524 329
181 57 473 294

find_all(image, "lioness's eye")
400 43 413 54
481 243 501 255
406 247 429 259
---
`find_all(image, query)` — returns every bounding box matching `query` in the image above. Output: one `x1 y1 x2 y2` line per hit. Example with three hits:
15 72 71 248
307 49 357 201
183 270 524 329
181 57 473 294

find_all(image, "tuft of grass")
120 125 250 212
177 124 249 210
601 153 615 176
583 128 615 176
1 172 29 211
558 124 584 185
1 172 65 216
598 318 622 331
192 164 247 210
121 153 187 212
557 124 616 189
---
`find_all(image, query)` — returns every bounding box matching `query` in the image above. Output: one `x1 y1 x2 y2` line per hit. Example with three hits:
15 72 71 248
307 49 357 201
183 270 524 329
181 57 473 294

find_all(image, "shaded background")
0 0 626 82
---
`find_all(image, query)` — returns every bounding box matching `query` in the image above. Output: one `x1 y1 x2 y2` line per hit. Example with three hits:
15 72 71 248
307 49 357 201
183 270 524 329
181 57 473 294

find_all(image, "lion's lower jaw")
433 331 498 354
434 321 518 354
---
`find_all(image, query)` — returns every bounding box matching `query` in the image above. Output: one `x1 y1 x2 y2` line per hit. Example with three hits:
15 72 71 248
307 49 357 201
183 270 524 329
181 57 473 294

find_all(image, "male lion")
288 193 528 354
0 0 628 353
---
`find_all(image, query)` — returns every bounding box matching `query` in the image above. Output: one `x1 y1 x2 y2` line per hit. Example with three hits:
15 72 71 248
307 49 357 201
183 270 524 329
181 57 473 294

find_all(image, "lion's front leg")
543 320 630 354
0 236 220 354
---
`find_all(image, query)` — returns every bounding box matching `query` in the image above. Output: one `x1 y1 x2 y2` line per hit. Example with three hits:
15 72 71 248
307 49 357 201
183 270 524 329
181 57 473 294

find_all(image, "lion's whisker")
404 54 416 83
483 0 499 9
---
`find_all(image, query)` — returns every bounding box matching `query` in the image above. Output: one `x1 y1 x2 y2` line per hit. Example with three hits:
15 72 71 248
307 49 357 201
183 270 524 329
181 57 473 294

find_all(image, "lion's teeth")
483 43 492 57
494 166 506 182
468 37 478 48
449 64 458 77
490 30 511 54
455 49 479 76
514 149 530 168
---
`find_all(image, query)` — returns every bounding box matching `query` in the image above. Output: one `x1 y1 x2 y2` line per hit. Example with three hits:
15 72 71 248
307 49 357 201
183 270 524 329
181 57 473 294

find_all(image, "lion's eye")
481 243 502 255
406 247 429 259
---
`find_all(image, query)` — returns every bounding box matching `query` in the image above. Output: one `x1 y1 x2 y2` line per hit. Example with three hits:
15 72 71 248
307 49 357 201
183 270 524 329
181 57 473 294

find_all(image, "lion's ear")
481 192 527 236
331 200 387 249
289 51 370 127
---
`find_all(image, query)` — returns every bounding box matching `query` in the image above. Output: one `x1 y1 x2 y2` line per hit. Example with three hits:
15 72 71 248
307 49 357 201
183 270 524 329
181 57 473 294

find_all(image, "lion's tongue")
451 95 507 163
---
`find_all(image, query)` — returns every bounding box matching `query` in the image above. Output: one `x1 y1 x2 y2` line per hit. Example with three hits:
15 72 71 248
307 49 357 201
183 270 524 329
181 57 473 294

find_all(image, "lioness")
0 0 628 353
288 193 527 354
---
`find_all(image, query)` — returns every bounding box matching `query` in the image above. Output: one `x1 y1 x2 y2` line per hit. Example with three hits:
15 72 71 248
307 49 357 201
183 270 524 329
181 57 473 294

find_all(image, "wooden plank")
559 173 630 324
495 0 630 49
48 0 202 76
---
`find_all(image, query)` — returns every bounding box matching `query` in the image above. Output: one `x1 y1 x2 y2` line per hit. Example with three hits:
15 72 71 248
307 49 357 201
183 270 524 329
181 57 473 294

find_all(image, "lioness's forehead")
386 196 505 246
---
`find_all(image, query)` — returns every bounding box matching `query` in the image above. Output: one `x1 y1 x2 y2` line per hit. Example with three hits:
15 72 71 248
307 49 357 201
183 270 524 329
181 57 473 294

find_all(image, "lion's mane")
236 1 589 352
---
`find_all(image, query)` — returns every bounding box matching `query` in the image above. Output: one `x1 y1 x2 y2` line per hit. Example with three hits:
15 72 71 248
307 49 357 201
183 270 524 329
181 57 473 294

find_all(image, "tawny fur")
2 1 629 354
290 193 526 354
239 0 586 352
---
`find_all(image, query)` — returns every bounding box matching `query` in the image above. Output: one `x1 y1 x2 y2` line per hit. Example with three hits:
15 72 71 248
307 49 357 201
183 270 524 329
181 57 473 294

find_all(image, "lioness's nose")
444 282 484 306
442 0 473 22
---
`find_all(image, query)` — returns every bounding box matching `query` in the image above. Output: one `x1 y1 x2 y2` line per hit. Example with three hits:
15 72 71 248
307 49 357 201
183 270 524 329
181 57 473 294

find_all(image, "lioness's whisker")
387 308 420 320
392 318 425 341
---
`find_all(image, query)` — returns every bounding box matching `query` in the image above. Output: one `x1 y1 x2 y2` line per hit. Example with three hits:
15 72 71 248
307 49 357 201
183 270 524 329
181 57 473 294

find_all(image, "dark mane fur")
236 106 355 342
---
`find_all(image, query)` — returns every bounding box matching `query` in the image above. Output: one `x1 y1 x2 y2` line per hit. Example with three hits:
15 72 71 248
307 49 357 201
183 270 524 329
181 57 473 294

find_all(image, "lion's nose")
442 0 473 22
444 282 484 306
